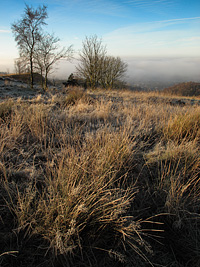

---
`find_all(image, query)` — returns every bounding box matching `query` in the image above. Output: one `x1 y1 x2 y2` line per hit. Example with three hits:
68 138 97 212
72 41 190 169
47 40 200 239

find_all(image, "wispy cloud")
122 0 175 13
0 29 10 33
124 0 172 7
104 16 200 57
78 0 125 16
53 0 123 16
105 16 200 36
76 0 174 16
158 16 200 23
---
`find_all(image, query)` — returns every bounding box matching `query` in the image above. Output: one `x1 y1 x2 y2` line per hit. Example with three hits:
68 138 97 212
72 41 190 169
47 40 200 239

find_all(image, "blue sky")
0 0 200 80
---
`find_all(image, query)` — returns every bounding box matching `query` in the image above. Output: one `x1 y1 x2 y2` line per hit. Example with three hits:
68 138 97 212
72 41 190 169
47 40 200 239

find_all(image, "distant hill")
0 73 47 85
163 82 200 96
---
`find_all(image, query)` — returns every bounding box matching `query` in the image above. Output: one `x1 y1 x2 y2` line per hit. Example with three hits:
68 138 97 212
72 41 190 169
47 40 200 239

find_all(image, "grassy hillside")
0 88 200 266
0 73 46 85
163 81 200 96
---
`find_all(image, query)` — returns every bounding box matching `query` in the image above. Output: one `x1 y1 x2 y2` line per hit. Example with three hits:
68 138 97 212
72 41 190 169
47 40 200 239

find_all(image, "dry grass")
0 88 200 266
162 107 200 142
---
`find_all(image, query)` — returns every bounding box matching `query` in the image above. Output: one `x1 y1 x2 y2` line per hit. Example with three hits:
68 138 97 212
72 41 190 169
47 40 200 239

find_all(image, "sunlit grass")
1 88 200 266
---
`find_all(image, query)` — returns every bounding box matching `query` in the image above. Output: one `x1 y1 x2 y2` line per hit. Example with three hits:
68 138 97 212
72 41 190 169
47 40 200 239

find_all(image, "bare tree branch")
11 4 47 88
76 35 127 89
76 35 107 89
34 33 73 90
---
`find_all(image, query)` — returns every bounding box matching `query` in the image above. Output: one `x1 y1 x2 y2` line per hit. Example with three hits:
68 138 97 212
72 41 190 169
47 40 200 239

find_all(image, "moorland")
0 77 200 267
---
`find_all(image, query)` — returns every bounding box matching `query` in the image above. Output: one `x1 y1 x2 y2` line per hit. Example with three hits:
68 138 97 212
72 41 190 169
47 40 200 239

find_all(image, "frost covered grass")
0 88 200 266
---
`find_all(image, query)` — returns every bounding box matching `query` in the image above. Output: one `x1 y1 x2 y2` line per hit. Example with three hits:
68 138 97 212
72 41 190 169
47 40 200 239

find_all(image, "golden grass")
1 88 200 266
162 107 200 142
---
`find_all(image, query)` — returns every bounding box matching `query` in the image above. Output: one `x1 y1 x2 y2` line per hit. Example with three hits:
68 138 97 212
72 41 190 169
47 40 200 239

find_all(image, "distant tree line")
12 5 127 90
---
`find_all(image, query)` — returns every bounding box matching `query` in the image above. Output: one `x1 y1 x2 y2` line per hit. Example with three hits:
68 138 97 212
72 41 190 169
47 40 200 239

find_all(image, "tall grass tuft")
162 107 200 142
1 90 200 266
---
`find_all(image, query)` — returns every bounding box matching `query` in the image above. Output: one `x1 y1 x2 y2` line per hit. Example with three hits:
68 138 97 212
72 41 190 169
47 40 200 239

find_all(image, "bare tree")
11 4 47 88
76 35 127 89
100 56 128 89
76 35 107 89
14 57 29 74
14 58 23 75
34 33 73 90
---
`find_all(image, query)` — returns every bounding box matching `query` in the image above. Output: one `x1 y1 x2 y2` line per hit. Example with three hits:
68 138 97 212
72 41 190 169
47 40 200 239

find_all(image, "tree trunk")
45 71 48 90
30 54 34 89
40 69 44 90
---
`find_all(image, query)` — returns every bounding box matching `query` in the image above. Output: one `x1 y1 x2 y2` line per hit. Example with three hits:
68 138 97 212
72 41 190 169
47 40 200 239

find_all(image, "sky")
0 0 200 82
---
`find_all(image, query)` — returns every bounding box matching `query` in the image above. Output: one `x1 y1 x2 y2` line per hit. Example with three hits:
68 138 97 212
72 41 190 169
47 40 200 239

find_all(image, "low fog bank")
124 56 200 90
52 56 200 90
2 56 199 91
